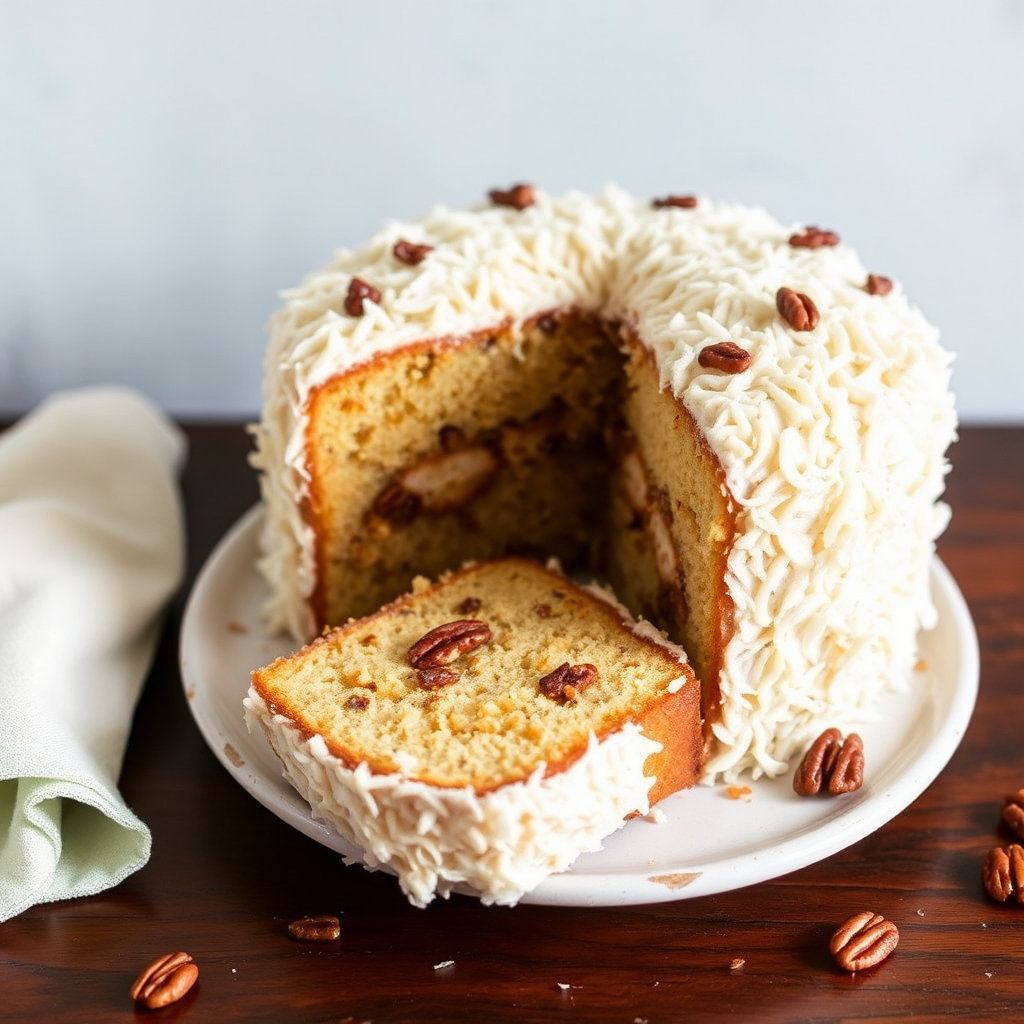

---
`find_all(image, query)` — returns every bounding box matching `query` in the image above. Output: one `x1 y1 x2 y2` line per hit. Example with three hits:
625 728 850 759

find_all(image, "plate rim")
179 504 979 907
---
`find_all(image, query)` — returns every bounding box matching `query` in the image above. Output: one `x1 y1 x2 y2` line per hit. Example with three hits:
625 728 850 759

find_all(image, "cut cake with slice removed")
244 556 701 907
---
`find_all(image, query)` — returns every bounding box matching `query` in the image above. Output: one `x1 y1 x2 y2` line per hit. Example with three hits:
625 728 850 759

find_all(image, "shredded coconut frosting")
243 688 660 907
252 185 955 782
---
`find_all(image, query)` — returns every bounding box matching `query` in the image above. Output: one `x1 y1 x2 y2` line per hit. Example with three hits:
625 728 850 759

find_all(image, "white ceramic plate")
180 506 979 907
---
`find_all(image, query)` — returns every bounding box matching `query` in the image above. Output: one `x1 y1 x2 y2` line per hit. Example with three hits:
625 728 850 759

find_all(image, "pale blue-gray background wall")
2 0 1022 421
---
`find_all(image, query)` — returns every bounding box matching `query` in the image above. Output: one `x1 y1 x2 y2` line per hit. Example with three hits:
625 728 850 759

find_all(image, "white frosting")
243 688 661 907
252 186 955 782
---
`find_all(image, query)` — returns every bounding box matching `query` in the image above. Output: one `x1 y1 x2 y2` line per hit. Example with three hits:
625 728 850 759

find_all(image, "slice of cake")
244 557 700 907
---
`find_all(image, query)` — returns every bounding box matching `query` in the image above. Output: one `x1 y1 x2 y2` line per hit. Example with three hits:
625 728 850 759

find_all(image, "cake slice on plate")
245 557 700 907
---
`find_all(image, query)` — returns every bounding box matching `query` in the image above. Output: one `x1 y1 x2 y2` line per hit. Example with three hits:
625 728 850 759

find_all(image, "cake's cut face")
252 186 956 782
245 558 700 905
250 557 701 800
605 337 737 723
304 312 622 628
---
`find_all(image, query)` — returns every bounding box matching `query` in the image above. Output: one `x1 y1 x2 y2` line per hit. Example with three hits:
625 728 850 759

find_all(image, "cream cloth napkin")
0 387 186 922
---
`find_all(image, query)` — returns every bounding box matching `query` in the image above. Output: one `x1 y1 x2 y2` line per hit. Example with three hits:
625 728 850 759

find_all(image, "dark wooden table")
2 423 1023 1023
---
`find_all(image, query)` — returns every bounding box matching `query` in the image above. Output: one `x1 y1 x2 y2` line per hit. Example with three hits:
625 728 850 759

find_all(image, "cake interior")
302 311 734 726
251 557 700 798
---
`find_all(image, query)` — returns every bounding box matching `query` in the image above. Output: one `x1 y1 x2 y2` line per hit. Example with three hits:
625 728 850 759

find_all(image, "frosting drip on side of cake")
252 186 956 782
244 688 661 907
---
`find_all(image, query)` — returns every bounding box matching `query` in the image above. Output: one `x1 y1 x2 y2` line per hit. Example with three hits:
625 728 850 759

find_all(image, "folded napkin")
0 387 186 923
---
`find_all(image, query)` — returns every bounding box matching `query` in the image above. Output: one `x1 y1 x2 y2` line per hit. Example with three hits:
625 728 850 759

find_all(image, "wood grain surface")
2 423 1022 1023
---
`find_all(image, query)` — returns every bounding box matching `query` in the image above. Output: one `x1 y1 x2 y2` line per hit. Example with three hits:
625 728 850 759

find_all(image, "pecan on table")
1001 788 1024 841
407 619 492 669
982 843 1024 904
793 728 864 796
288 915 342 941
829 911 899 972
130 951 199 1010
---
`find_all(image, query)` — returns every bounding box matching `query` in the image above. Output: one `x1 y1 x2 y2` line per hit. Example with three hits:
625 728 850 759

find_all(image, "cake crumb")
916 908 925 917
729 958 746 972
223 743 244 768
985 971 994 978
725 785 752 801
433 959 455 971
914 658 928 672
643 807 667 824
227 619 248 635
556 982 571 991
648 871 701 890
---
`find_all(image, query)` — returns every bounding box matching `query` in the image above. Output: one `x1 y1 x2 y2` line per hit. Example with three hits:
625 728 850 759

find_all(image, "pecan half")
982 844 1024 904
776 286 820 331
488 183 535 209
130 952 199 1010
698 341 751 373
408 619 492 668
344 277 381 316
1002 789 1024 840
416 666 459 690
288 915 342 941
652 194 698 209
789 225 839 248
793 728 864 796
829 912 898 972
865 273 893 296
539 662 598 702
393 239 434 265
